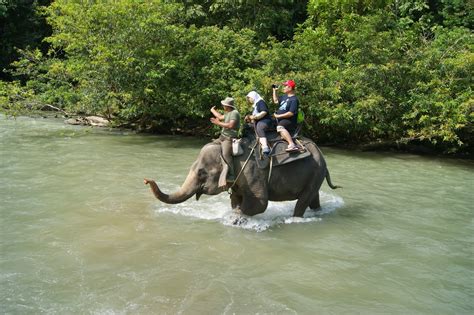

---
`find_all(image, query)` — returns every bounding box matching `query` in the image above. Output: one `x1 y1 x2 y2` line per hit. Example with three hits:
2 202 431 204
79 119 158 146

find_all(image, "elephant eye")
198 169 207 178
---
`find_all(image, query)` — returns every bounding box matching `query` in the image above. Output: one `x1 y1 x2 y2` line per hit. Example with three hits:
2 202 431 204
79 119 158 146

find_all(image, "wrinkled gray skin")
144 137 340 217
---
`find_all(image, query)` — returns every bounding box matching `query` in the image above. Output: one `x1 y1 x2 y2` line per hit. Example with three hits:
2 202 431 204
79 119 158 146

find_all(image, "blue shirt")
252 99 271 121
276 95 299 125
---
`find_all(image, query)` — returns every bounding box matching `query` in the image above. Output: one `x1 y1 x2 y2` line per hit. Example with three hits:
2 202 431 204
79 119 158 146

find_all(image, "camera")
272 84 279 89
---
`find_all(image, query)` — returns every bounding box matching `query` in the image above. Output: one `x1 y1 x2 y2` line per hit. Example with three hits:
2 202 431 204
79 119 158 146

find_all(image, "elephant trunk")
144 171 199 204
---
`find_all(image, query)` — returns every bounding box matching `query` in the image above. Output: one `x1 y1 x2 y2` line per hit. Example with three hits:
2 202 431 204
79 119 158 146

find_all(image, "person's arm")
252 111 267 120
210 106 224 120
272 88 279 104
255 101 270 120
274 98 297 119
274 111 294 119
211 119 237 129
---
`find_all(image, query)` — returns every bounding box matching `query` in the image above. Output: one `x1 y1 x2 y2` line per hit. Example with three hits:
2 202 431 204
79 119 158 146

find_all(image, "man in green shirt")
210 97 241 188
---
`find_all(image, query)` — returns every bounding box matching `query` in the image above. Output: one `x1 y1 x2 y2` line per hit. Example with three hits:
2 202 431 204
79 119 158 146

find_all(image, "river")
1 116 473 314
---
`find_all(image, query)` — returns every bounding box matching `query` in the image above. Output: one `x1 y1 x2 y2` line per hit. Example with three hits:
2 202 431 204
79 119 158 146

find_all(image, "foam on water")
153 191 344 232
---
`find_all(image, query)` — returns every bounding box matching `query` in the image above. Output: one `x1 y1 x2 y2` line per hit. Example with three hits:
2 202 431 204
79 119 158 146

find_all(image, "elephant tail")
325 169 342 189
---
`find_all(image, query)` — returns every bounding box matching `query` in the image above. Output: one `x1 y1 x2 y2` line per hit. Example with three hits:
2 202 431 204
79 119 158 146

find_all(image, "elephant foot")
229 208 248 226
232 216 248 226
232 206 242 213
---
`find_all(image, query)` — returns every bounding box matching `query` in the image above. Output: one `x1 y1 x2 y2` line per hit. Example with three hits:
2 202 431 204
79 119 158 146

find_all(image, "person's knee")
276 125 286 133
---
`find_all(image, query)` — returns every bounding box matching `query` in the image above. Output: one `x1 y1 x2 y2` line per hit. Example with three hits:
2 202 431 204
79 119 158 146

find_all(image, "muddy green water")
1 116 473 314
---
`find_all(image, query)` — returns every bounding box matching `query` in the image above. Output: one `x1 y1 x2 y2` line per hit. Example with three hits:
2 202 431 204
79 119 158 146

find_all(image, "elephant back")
254 139 312 169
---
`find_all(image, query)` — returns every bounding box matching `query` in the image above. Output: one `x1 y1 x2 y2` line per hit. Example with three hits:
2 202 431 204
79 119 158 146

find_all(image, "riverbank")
2 111 471 159
343 139 473 159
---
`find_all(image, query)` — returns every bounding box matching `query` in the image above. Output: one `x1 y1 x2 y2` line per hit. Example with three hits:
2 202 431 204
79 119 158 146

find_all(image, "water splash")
153 191 344 232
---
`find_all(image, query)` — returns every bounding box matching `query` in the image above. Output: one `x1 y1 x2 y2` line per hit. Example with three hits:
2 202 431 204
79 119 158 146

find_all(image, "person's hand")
211 106 216 111
273 113 279 119
244 115 251 123
210 117 219 125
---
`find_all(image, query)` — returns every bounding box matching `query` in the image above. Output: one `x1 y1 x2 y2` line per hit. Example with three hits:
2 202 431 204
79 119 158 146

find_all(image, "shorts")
276 119 296 133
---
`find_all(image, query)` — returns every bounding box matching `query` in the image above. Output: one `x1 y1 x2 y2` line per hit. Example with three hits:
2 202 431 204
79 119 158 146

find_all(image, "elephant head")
144 143 225 204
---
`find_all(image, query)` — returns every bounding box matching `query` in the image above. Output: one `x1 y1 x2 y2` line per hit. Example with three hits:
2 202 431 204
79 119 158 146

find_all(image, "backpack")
297 110 305 124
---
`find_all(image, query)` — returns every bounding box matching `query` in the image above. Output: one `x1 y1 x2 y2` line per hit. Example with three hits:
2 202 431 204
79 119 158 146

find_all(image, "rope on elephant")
227 140 258 195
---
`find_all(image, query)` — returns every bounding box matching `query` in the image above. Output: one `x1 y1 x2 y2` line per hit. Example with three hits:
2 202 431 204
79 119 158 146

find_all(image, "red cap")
282 80 296 89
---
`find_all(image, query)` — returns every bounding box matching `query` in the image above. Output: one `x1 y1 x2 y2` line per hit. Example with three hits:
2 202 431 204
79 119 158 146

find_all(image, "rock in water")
65 116 109 127
65 117 86 125
86 116 109 127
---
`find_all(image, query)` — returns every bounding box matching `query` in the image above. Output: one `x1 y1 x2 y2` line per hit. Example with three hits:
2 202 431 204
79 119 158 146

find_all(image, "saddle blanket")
255 140 311 169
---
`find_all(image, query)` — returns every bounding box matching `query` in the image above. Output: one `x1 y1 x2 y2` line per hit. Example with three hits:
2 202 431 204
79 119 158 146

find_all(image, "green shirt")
221 109 240 138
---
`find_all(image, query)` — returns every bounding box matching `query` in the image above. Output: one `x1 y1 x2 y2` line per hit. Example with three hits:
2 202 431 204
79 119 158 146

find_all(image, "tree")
178 0 309 41
2 0 472 154
0 0 52 80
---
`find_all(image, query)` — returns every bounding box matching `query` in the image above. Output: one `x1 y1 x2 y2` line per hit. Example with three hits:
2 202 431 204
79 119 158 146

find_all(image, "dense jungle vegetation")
1 0 473 155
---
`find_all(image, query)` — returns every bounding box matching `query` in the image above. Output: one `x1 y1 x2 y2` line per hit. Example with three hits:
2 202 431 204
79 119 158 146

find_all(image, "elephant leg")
293 190 312 217
240 194 267 216
230 193 247 225
231 193 242 211
309 191 321 210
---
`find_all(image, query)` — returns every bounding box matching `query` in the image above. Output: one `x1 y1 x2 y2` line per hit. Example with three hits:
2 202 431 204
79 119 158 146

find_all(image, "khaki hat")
220 97 236 109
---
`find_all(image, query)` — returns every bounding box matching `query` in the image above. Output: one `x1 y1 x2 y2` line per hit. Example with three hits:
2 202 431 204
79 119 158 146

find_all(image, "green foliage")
178 0 309 41
0 80 39 117
0 0 52 80
7 48 80 109
265 0 473 153
2 0 473 154
402 27 473 151
40 0 259 129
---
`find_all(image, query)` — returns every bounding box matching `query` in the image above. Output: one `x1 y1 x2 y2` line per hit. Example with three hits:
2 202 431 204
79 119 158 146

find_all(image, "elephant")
144 130 340 217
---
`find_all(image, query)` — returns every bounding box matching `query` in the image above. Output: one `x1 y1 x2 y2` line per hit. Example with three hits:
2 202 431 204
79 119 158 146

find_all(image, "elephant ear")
218 155 229 189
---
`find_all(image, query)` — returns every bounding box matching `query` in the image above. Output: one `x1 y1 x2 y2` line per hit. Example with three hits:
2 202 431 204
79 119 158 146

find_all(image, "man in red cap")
272 80 299 152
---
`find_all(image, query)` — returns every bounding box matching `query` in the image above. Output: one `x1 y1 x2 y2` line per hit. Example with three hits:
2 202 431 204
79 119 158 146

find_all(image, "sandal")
285 145 299 152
